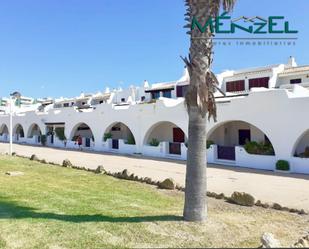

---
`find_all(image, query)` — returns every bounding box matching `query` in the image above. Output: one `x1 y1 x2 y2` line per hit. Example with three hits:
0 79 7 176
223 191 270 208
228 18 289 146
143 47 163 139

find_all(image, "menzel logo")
191 12 298 34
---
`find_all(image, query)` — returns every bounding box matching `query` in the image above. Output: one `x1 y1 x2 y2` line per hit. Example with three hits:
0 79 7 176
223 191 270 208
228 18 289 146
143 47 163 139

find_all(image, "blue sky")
0 0 308 98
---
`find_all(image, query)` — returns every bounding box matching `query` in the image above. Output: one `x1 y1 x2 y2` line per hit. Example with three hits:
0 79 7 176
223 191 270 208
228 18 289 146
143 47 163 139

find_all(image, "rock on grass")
261 233 281 248
159 178 176 190
30 154 39 161
95 165 106 174
62 159 73 168
230 192 255 207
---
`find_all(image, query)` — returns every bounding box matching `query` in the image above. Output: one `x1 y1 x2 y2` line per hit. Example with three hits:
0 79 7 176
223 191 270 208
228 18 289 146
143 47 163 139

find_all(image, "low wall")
207 145 216 163
143 142 166 157
235 146 276 171
291 157 309 174
119 140 137 154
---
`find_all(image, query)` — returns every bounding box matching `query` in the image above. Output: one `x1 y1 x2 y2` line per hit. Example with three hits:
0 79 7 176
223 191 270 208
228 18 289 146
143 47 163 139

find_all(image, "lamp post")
9 91 21 156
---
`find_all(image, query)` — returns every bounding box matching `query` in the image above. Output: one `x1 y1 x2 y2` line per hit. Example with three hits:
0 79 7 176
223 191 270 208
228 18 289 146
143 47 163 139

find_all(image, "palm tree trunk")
184 105 207 221
182 0 236 223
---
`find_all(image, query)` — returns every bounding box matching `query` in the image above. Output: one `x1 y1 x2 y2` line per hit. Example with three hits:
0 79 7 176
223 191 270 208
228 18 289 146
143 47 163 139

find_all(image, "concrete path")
0 142 309 211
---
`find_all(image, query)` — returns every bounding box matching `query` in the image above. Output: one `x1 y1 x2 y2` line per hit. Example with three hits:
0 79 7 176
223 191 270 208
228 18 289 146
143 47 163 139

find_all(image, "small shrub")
104 133 112 142
244 141 275 155
276 160 290 171
41 135 47 146
149 138 160 147
206 140 214 149
55 127 66 141
71 135 78 142
126 135 136 145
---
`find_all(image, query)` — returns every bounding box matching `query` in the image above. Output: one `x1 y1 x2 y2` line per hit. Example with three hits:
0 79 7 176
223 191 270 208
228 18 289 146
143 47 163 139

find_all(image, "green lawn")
0 155 307 248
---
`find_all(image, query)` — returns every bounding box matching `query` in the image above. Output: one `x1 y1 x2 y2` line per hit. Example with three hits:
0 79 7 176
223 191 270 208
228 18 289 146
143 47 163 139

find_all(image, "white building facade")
1 57 309 174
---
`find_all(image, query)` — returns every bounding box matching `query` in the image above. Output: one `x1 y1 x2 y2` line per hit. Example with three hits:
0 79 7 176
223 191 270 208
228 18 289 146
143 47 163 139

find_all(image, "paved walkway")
1 142 309 211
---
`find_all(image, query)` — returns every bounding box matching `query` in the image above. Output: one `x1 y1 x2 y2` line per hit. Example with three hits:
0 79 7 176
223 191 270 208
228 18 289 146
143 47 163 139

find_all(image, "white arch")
13 123 25 137
69 122 95 141
103 121 136 142
292 129 309 157
27 123 42 138
143 121 188 145
207 119 276 155
0 124 9 135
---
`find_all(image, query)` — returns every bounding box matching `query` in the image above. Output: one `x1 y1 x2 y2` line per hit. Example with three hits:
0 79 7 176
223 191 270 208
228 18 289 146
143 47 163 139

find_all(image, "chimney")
143 80 150 88
287 56 297 67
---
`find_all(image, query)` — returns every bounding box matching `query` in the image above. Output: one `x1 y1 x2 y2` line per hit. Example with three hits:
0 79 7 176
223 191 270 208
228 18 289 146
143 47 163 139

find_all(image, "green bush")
104 133 112 142
244 141 275 155
126 135 136 145
276 160 290 171
149 138 160 147
55 127 66 141
41 135 47 146
207 140 215 149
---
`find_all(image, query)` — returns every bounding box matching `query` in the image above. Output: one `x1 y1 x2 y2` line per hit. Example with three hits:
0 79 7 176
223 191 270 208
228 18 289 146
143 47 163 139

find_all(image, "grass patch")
0 155 307 248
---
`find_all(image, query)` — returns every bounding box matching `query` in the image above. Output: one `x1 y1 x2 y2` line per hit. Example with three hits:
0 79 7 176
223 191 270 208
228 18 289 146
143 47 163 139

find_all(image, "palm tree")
182 0 236 222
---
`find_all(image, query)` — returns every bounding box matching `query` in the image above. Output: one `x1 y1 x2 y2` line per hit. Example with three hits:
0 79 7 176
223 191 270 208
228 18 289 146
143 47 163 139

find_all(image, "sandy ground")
1 142 309 211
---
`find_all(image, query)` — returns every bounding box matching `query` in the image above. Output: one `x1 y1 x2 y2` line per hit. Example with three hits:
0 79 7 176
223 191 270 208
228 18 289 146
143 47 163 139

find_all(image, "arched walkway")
0 124 9 141
293 129 309 157
208 120 275 161
27 123 42 144
70 123 94 148
143 121 187 156
104 122 136 150
13 124 25 141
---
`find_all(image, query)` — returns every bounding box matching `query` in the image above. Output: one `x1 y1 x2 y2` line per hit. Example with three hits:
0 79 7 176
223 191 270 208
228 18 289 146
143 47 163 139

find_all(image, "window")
121 98 126 102
249 77 269 89
176 85 189 97
162 90 172 98
63 103 69 107
226 80 245 92
290 78 302 84
99 100 104 104
141 96 145 101
151 91 160 100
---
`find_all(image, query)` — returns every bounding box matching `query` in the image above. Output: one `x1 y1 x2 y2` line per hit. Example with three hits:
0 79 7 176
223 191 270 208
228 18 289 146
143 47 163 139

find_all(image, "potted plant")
149 138 160 147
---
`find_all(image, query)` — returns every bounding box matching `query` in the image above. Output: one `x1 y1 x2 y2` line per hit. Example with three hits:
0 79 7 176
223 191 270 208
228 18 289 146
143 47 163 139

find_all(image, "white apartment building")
0 57 309 174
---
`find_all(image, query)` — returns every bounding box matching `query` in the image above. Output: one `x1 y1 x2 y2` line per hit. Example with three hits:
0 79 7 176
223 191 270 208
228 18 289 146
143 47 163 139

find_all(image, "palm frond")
221 0 237 12
182 0 236 121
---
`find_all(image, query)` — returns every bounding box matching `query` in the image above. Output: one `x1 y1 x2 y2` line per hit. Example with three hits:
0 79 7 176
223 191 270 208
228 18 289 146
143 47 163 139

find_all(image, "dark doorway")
85 138 91 147
173 128 185 143
238 129 251 145
169 143 181 155
112 139 119 149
